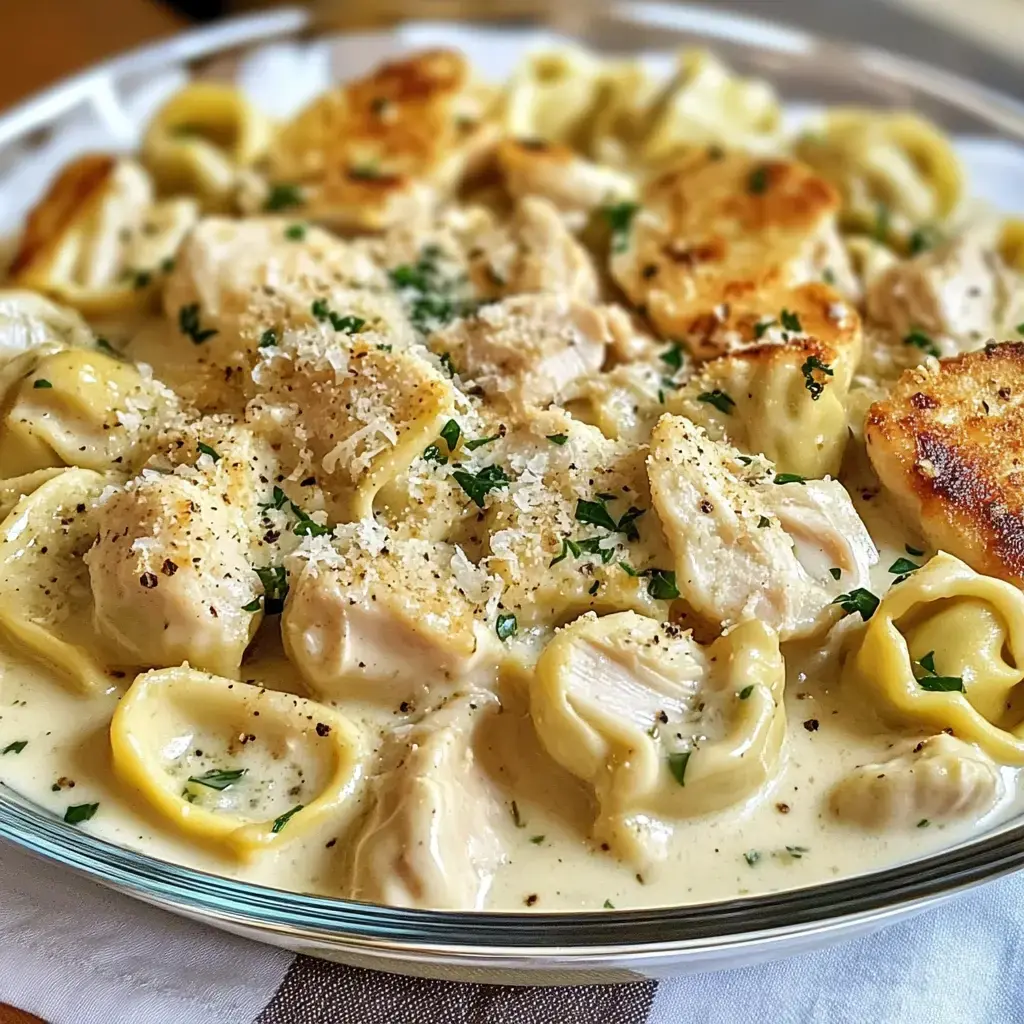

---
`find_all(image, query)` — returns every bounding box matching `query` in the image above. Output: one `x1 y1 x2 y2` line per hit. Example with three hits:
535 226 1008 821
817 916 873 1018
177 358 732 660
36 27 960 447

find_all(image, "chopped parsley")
1018 323 1024 336
242 598 262 613
510 801 524 828
738 686 754 700
259 328 278 348
261 486 289 512
271 805 303 834
453 464 510 508
832 588 879 621
904 330 939 358
465 433 502 451
254 566 289 615
603 899 615 909
284 223 307 241
95 337 121 358
743 850 761 867
32 379 52 389
439 419 461 452
178 303 218 345
917 818 930 828
646 569 679 601
780 308 802 333
913 651 964 692
747 165 769 194
822 268 836 285
697 389 736 415
547 433 568 446
667 751 691 786
496 613 517 641
311 299 365 334
2 740 27 755
197 442 220 463
602 201 640 253
264 183 303 212
388 245 476 334
575 498 619 533
422 444 446 465
660 344 685 372
801 355 834 400
187 767 247 791
829 567 842 580
64 802 99 825
754 319 774 339
290 503 329 538
438 352 456 377
905 544 925 557
908 225 941 256
758 516 771 528
888 557 920 577
618 560 640 577
774 473 806 485
530 834 545 845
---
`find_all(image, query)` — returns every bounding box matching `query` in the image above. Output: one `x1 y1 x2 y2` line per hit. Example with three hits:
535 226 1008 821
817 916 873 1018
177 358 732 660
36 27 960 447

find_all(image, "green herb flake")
784 845 809 859
546 433 568 446
754 319 775 339
832 588 880 621
32 379 52 389
187 767 247 791
602 202 640 253
284 223 307 241
908 225 941 256
178 303 218 345
2 740 27 755
904 330 940 358
496 613 518 641
254 565 289 615
888 557 920 576
747 165 769 194
262 486 289 512
743 850 760 867
647 569 680 601
774 473 806 485
667 750 691 786
603 899 615 909
453 464 510 508
465 433 502 451
800 354 834 400
660 344 685 372
758 515 771 528
264 183 303 212
510 800 524 828
95 337 120 358
439 419 461 452
271 804 303 834
780 308 802 333
738 686 754 700
530 834 545 845
913 650 964 692
259 328 279 348
197 442 220 463
575 497 619 533
917 818 930 828
242 598 262 613
822 268 836 285
422 444 446 465
829 567 842 580
697 389 736 415
64 802 99 825
618 560 640 577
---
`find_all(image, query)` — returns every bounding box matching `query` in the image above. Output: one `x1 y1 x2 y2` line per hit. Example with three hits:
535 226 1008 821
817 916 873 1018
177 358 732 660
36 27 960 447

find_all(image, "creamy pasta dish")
1 45 1024 913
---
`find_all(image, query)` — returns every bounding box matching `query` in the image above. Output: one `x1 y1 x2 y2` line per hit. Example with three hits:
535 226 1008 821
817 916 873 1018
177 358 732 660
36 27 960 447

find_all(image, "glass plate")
1 2 1023 984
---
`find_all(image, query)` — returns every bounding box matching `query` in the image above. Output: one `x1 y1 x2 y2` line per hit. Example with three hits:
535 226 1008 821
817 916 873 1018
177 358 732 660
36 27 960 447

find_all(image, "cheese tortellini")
844 553 1024 764
111 667 364 856
531 612 785 866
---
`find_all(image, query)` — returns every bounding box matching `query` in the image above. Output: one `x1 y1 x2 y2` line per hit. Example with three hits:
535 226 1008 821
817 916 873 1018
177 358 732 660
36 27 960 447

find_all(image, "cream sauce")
0 445 1018 911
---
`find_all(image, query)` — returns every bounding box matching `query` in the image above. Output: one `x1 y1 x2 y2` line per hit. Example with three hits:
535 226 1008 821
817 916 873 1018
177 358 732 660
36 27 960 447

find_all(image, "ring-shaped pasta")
110 667 365 858
843 552 1024 764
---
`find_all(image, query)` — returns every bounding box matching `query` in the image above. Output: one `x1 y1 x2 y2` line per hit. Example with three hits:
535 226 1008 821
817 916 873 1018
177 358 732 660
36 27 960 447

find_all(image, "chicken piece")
863 228 1024 379
345 694 506 909
831 734 1003 830
265 50 497 232
647 414 877 639
531 612 785 867
85 424 272 677
562 362 666 444
610 150 856 341
246 329 456 521
495 139 636 224
669 282 862 478
282 527 502 703
430 294 611 416
466 197 600 304
9 156 196 316
866 343 1024 586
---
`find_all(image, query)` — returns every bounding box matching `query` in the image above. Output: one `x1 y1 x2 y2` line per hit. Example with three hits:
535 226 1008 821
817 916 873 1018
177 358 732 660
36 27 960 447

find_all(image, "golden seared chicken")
670 281 862 477
430 294 613 416
866 343 1024 586
863 227 1024 378
495 139 636 223
282 527 501 703
345 694 506 910
831 734 1003 830
264 50 497 232
610 150 857 342
85 423 273 677
647 414 876 639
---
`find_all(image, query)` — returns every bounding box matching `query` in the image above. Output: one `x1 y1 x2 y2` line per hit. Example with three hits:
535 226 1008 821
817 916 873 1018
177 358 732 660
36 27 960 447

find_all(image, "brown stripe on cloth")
256 957 657 1024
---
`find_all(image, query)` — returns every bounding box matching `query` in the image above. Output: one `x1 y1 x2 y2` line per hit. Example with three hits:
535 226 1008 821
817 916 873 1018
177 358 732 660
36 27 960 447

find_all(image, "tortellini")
0 290 93 363
0 347 178 477
265 50 497 231
85 426 270 678
531 612 785 866
843 552 1024 764
110 667 364 857
282 529 501 703
831 734 1003 830
142 82 274 210
9 156 197 315
345 694 505 909
648 414 877 639
796 109 963 247
0 469 125 693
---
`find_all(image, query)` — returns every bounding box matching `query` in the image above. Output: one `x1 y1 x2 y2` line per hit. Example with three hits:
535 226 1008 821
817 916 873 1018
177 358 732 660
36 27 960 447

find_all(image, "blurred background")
1 0 1022 112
